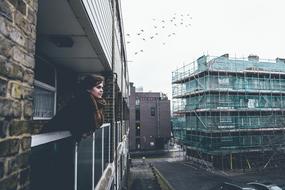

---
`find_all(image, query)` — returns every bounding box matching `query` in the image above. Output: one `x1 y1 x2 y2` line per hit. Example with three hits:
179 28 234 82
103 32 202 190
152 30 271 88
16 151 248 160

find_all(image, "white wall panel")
82 0 113 66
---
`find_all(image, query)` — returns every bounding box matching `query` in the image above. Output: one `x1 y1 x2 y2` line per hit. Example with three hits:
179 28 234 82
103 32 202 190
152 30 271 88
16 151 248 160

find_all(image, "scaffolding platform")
172 54 285 170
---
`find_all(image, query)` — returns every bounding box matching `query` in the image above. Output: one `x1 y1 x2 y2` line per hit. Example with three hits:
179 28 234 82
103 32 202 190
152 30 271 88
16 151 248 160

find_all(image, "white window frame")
33 78 57 120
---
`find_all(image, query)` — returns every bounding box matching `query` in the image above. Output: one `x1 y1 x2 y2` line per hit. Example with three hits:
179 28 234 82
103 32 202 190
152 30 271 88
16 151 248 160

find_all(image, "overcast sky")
121 0 285 99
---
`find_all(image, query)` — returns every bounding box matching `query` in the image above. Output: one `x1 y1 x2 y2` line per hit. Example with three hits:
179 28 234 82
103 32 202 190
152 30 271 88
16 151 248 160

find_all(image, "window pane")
151 107 155 116
136 138 141 149
135 123 140 136
33 85 55 119
135 109 140 120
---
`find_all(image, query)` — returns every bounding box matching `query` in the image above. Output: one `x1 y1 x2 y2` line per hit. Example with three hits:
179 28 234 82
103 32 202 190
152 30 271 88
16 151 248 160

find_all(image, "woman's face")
90 82 104 98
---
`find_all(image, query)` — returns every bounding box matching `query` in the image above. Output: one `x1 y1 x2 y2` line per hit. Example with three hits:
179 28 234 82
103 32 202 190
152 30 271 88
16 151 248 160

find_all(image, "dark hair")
80 75 104 90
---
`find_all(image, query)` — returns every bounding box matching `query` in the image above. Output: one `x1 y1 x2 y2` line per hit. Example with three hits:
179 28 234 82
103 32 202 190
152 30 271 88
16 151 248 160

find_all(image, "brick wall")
0 0 38 189
103 74 114 123
129 91 171 151
103 73 127 124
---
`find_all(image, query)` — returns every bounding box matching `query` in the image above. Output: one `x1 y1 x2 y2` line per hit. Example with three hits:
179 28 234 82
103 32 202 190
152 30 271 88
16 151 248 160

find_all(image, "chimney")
248 55 259 61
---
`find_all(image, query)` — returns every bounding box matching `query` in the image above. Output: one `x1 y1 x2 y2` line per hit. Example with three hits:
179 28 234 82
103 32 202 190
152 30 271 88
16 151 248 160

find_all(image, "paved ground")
153 160 285 190
153 161 228 190
129 147 285 190
128 159 161 190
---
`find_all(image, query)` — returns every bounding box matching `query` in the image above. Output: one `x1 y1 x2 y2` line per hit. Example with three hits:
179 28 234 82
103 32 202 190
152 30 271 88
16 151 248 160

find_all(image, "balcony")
30 121 128 190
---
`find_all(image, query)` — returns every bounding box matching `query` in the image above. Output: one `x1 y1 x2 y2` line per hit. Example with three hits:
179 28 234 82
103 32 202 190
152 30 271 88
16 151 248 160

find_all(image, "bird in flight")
126 11 193 56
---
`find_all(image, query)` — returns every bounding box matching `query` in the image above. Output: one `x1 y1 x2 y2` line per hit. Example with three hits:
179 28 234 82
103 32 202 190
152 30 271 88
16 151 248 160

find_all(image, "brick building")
129 83 171 151
0 0 129 189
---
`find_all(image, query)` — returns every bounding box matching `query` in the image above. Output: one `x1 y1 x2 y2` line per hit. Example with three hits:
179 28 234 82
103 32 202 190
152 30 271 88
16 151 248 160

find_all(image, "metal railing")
31 121 129 190
31 123 117 190
75 123 113 190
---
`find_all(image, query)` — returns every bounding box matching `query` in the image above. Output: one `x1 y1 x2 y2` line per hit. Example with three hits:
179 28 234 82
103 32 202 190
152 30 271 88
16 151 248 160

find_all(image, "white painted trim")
109 125 111 163
74 142 78 190
117 142 122 156
92 132 95 190
34 80 56 92
102 128 104 173
95 163 115 190
31 131 72 147
100 123 111 128
33 117 52 121
54 69 57 115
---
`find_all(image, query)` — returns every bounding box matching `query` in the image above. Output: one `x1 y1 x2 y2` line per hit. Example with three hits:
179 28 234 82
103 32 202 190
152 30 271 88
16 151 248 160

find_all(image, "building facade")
129 83 171 151
0 0 129 189
172 54 285 170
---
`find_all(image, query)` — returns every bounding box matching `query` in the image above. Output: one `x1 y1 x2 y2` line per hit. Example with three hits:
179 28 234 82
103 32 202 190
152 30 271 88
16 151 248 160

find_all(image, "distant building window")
135 123 140 136
141 97 157 101
135 98 140 106
136 138 141 149
151 107 155 116
33 58 56 120
135 109 140 121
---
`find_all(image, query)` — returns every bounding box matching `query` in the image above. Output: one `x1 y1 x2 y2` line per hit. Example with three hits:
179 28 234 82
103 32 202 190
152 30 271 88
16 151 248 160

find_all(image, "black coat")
43 92 97 141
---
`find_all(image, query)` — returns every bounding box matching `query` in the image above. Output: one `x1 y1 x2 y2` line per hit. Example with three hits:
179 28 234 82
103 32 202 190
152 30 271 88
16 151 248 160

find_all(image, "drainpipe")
113 73 117 190
111 0 117 189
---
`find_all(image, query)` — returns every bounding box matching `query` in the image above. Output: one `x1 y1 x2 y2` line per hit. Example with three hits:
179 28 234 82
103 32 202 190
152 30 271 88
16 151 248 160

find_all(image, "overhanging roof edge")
68 0 112 72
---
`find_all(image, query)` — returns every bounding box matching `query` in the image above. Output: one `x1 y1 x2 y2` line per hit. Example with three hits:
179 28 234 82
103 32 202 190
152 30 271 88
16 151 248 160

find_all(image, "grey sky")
121 0 285 99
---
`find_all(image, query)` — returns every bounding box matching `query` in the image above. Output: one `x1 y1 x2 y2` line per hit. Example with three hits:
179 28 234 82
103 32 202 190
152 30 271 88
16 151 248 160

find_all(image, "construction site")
172 54 285 170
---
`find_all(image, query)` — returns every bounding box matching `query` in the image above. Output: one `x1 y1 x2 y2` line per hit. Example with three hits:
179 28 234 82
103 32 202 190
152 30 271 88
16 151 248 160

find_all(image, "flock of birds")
125 12 193 56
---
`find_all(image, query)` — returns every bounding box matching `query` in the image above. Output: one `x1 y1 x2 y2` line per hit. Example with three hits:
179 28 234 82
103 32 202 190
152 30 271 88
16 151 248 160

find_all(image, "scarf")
89 94 106 128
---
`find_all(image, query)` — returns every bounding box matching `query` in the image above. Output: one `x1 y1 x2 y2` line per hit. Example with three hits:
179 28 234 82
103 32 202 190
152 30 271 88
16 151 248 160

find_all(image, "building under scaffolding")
172 54 285 170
